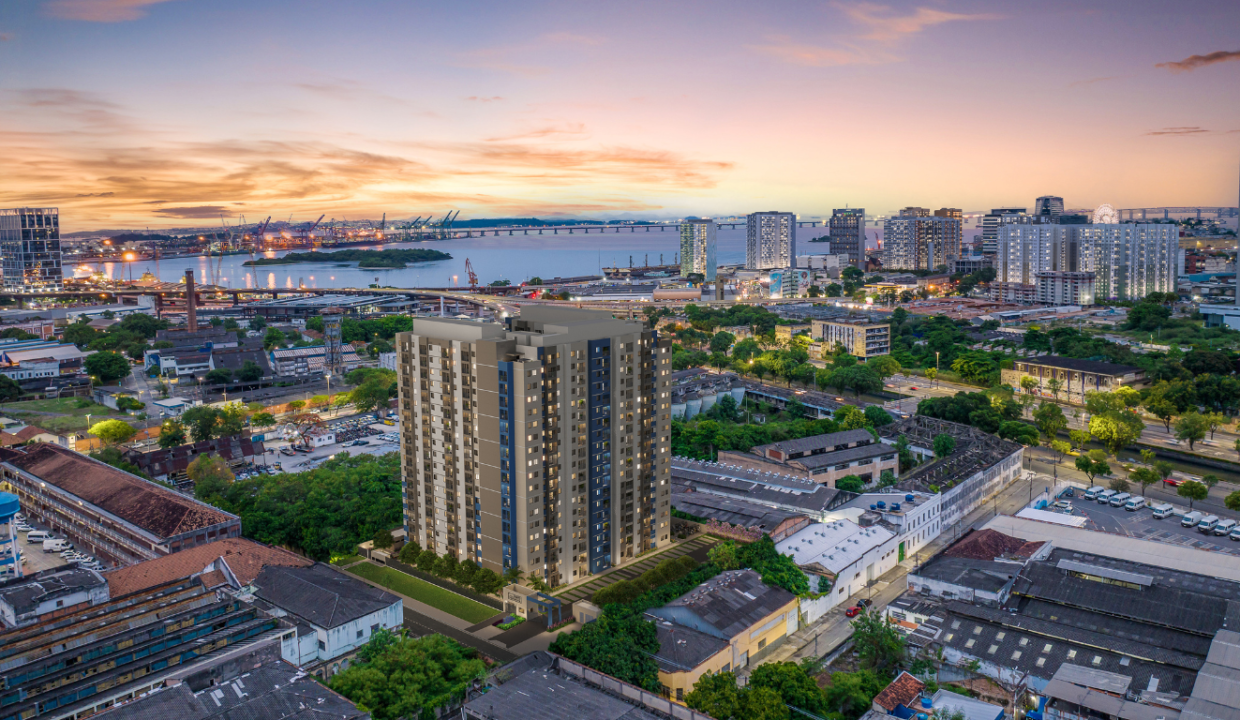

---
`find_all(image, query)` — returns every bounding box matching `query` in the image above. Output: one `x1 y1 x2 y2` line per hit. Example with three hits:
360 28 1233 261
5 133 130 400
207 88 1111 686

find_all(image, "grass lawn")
331 554 364 566
1 398 127 433
347 562 495 624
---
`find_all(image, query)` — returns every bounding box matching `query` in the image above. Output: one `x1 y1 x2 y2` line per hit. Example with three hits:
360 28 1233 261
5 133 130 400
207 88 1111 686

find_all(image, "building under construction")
878 416 1024 526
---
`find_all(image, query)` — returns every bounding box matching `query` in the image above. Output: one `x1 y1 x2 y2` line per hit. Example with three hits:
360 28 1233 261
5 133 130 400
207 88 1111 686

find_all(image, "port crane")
465 258 478 289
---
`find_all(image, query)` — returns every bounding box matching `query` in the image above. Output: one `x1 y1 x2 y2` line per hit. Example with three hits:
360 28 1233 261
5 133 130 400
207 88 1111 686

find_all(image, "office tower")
396 307 671 587
1077 224 1177 300
934 208 963 220
900 207 931 218
883 215 962 270
745 212 796 270
679 219 717 281
0 208 62 292
981 207 1027 256
1034 196 1065 219
829 208 866 267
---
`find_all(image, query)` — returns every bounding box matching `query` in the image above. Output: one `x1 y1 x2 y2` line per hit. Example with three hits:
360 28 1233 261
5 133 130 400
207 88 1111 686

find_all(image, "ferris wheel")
1092 203 1118 224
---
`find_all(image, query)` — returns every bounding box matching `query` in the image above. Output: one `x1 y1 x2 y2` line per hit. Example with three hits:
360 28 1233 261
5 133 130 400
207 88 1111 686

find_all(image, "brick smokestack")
185 269 198 332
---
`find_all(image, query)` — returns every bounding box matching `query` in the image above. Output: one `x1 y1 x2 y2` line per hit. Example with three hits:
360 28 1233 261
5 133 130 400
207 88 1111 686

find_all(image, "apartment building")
883 212 962 271
1036 271 1096 305
396 307 672 588
0 208 63 293
680 219 717 281
829 208 866 268
812 316 890 359
999 224 1176 301
981 207 1027 256
745 211 796 270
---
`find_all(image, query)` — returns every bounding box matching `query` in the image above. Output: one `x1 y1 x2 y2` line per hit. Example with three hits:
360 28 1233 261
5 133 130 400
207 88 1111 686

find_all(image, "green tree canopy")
90 418 137 445
1174 412 1210 451
328 633 486 720
84 351 132 384
1178 480 1209 509
157 419 187 449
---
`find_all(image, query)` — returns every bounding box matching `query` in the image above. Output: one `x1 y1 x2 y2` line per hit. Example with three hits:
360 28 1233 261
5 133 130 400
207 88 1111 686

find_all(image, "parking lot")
1065 492 1240 556
262 417 400 473
7 512 111 576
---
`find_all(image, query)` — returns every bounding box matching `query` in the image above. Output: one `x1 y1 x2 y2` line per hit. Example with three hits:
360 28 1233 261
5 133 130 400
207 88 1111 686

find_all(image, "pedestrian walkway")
555 535 719 604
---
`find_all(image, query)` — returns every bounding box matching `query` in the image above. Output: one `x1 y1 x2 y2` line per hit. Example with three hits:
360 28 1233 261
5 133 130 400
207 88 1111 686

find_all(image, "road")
883 375 1240 464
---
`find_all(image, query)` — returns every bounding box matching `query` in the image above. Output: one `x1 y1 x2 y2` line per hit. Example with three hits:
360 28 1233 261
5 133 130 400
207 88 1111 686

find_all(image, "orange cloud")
152 205 232 218
1157 50 1240 73
44 0 178 22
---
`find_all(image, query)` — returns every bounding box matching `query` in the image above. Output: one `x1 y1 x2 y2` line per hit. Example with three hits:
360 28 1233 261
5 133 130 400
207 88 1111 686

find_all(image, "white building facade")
746 212 796 270
680 219 717 281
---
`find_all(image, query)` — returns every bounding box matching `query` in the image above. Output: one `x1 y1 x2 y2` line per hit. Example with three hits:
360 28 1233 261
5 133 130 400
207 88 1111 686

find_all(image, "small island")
243 248 452 269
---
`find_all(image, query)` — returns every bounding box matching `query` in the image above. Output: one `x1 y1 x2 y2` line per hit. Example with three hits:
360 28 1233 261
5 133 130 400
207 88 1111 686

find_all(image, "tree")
864 405 893 427
1178 480 1209 509
1206 412 1229 440
834 405 868 431
1069 429 1091 453
1033 402 1067 443
925 367 937 387
1108 477 1130 493
84 351 132 384
1129 466 1159 497
1174 411 1210 451
878 469 897 487
187 454 236 500
328 634 486 720
749 662 828 716
352 378 392 414
933 433 956 459
710 331 736 355
836 475 866 492
416 548 438 573
90 419 137 445
708 542 741 570
373 529 394 550
237 360 264 382
263 327 286 349
825 283 842 297
822 670 887 720
1089 409 1144 456
868 355 901 381
1143 396 1178 432
251 412 276 428
1225 491 1240 513
852 608 905 675
1153 460 1174 485
1046 377 1063 401
181 405 223 443
1075 455 1110 483
158 419 187 448
1203 474 1222 491
549 612 662 691
1050 440 1071 464
686 671 744 720
205 368 232 385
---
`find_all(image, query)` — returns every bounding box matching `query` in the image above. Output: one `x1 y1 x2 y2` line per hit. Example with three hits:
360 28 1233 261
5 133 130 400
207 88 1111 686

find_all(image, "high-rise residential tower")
396 307 672 588
883 211 962 270
998 223 1176 301
981 207 1028 256
745 211 796 270
829 208 866 268
0 208 62 292
1034 196 1065 219
679 219 717 281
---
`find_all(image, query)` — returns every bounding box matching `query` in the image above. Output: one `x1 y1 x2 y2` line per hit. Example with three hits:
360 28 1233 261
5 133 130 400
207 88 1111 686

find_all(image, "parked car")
845 606 862 618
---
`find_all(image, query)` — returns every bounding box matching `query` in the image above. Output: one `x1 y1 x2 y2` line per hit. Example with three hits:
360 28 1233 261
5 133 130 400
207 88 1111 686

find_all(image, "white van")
1183 511 1203 528
1215 519 1238 536
42 539 70 553
1198 515 1221 533
1151 503 1174 519
26 531 49 543
1230 526 1240 542
1109 492 1132 508
1083 486 1106 501
1097 489 1117 505
1124 497 1147 512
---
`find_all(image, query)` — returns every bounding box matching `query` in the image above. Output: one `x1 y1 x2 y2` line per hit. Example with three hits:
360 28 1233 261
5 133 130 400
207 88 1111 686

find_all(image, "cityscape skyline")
1 0 1238 230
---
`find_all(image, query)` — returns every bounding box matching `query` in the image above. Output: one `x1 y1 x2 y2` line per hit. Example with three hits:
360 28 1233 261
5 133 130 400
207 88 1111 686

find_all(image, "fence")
555 656 715 720
384 558 504 610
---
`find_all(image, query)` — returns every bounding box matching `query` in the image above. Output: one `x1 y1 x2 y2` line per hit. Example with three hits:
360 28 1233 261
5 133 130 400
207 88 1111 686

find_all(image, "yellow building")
648 569 799 703
812 317 891 359
775 323 811 340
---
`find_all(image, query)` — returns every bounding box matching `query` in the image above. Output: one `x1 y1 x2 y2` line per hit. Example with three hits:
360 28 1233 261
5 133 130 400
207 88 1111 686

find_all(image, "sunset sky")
2 0 1238 230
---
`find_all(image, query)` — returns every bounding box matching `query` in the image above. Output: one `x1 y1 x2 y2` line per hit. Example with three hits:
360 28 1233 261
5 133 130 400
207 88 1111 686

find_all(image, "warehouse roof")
652 621 729 673
460 654 663 720
944 529 1045 562
252 563 398 629
776 520 895 576
753 429 876 458
0 444 236 540
105 537 312 598
1019 355 1140 376
649 569 795 640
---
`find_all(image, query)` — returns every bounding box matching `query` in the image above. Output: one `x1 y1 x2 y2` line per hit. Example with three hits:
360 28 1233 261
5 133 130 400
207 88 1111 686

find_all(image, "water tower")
0 491 22 580
323 307 345 376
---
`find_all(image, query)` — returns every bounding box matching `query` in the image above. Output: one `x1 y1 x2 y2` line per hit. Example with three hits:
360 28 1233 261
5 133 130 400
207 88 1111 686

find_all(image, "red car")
909 386 919 391
845 606 862 618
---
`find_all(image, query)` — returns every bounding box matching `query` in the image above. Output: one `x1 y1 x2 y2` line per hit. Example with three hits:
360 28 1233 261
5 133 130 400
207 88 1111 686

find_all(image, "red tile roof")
944 528 1045 562
104 537 312 598
0 444 236 539
873 671 925 712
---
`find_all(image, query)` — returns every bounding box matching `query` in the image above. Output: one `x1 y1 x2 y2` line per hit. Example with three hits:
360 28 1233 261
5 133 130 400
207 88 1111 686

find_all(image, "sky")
1 0 1239 230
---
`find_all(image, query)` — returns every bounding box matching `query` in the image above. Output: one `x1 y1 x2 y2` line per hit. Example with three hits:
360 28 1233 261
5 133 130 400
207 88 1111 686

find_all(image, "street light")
325 371 332 417
935 351 940 388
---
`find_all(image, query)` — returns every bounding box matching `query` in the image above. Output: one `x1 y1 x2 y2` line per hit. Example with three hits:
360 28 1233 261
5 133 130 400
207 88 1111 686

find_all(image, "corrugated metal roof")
1059 559 1154 587
1208 631 1240 671
1182 697 1240 720
1053 663 1133 693
1191 663 1240 710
